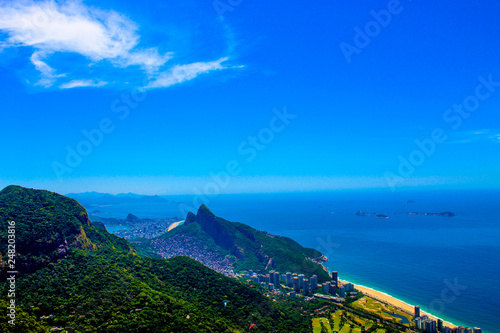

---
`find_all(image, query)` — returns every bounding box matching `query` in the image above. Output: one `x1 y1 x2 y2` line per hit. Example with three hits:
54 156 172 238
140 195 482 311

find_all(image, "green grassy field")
331 309 342 331
352 296 413 326
313 308 383 333
312 317 333 333
339 323 351 333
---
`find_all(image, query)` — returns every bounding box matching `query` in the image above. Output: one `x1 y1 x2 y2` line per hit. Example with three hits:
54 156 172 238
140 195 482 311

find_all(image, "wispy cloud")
448 129 500 144
59 79 108 89
30 50 66 87
146 57 229 89
0 0 234 89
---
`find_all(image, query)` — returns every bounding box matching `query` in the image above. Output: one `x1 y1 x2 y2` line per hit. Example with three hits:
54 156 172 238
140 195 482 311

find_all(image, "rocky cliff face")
195 205 236 250
184 205 242 258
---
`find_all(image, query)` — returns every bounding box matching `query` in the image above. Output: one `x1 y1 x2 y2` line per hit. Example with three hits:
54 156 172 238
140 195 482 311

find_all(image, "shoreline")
339 279 458 329
167 220 185 232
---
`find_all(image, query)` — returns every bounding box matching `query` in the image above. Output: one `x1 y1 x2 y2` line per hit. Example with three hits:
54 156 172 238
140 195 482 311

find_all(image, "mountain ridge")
153 204 331 282
65 191 172 207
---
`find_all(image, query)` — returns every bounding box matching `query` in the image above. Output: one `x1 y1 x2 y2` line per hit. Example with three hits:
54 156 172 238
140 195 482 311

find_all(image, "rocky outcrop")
195 205 236 250
126 213 140 224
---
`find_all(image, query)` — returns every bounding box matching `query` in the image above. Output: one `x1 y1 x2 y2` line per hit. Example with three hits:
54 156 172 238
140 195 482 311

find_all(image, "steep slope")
0 186 313 332
153 205 331 282
0 185 134 275
0 185 93 273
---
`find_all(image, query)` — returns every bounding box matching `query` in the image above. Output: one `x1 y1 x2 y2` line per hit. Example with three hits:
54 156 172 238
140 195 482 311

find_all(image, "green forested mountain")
0 186 315 332
153 204 332 282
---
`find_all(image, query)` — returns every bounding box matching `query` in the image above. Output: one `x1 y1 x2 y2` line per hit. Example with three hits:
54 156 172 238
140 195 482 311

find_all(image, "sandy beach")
167 220 185 232
340 280 457 329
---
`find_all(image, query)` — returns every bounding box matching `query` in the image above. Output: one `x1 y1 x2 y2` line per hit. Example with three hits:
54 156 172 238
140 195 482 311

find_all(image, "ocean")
87 188 500 332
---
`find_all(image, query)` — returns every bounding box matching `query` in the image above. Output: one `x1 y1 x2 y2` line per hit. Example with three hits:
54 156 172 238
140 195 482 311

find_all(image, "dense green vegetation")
0 299 50 332
157 204 332 281
0 185 97 274
11 250 315 332
0 186 316 332
128 237 162 258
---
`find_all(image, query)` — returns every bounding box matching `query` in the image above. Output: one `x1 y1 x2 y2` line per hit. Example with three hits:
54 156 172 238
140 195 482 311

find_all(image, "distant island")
356 211 456 219
356 211 389 219
407 212 456 217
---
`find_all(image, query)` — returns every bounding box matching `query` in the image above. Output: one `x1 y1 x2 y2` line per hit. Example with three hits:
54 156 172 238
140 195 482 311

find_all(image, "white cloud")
448 129 500 144
0 0 232 89
59 79 108 89
146 57 229 89
30 50 66 87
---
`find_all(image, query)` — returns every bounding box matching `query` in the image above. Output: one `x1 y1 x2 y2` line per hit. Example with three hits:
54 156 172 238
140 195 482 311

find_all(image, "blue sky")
0 0 499 194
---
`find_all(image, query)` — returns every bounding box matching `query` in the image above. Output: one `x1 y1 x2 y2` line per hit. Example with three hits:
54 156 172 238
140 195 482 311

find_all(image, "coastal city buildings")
414 315 481 333
298 274 305 289
242 269 482 332
415 316 437 332
328 282 337 295
293 277 300 293
344 282 354 292
244 269 342 298
311 275 318 291
268 271 280 285
304 279 310 295
414 305 420 318
339 285 345 297
275 271 280 285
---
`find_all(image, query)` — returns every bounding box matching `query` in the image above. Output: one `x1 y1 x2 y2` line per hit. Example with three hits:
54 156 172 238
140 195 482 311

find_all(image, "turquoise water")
90 189 500 332
104 225 130 233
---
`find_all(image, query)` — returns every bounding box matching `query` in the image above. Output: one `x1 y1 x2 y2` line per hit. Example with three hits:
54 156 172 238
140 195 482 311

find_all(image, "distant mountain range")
66 191 172 207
